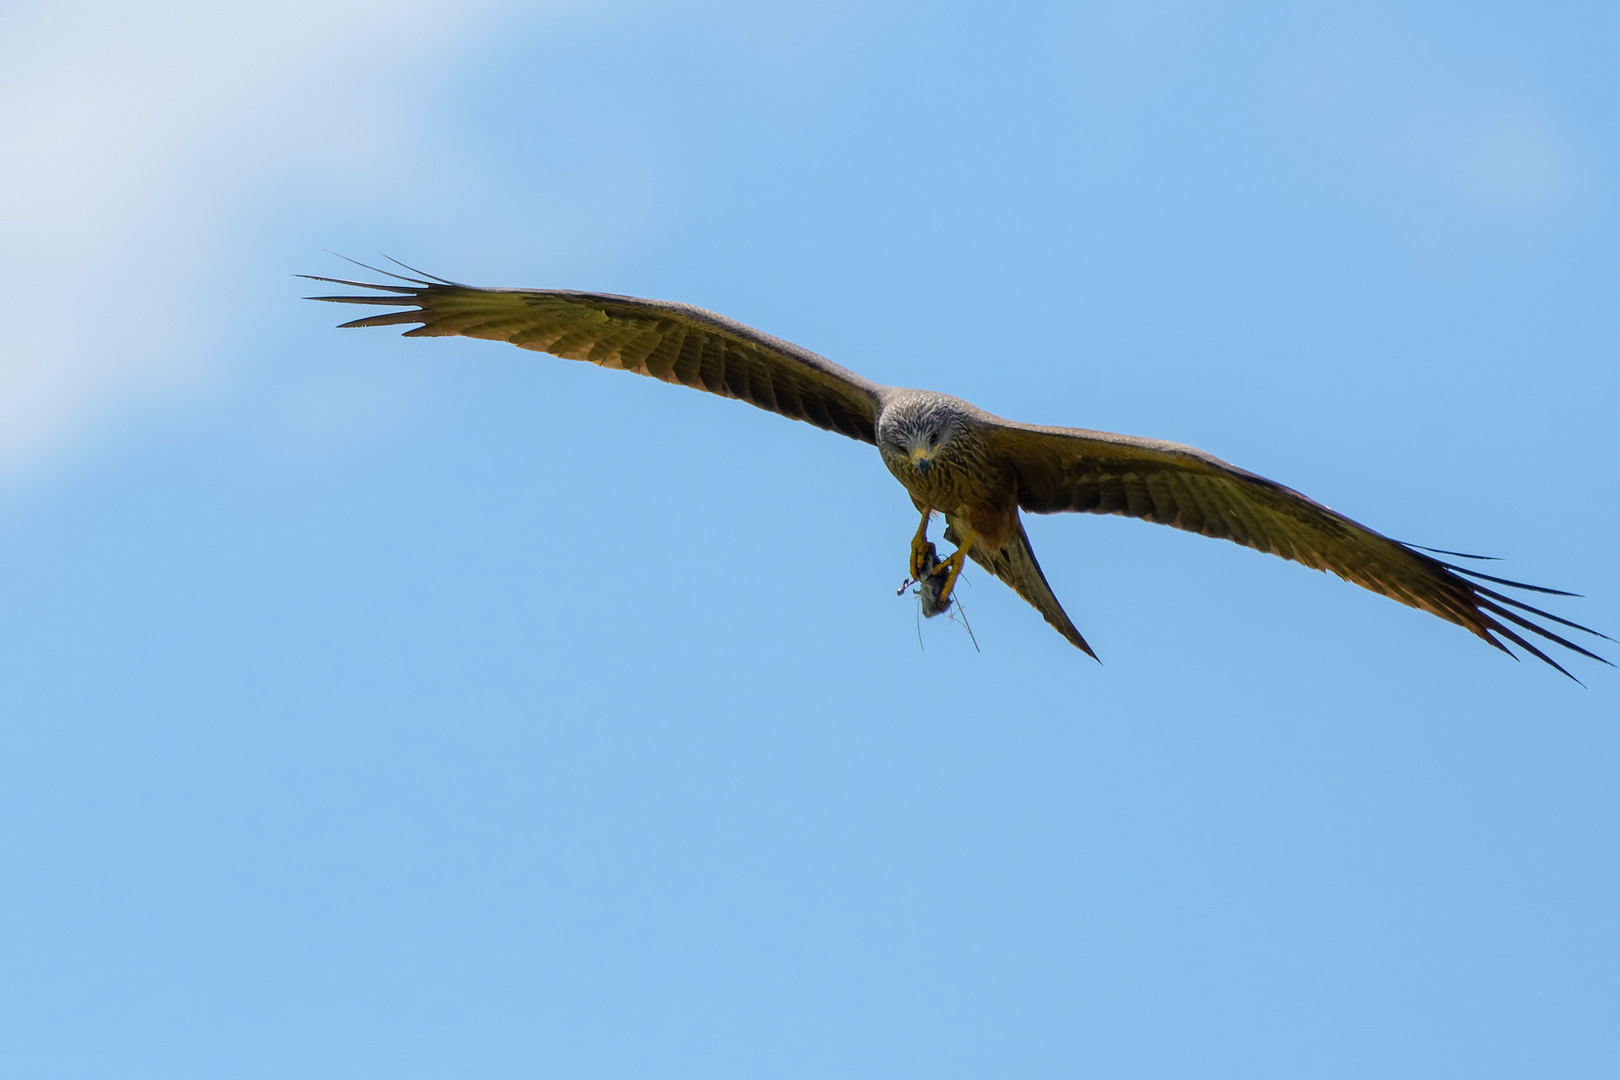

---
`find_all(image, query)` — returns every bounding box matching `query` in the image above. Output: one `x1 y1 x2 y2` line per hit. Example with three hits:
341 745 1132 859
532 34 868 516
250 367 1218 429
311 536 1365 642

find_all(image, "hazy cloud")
0 0 531 484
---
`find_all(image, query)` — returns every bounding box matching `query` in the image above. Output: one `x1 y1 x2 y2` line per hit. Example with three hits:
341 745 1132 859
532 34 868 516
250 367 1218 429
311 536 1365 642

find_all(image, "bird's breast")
884 448 1011 516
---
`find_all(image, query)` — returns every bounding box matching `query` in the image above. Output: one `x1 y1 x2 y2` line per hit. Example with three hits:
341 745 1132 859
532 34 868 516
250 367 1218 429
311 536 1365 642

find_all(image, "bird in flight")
306 261 1608 679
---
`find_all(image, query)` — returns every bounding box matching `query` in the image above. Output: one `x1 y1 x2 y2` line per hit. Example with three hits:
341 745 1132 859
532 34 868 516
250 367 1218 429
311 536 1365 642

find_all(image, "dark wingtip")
1470 584 1614 643
1478 598 1612 667
324 251 437 287
1444 563 1582 598
300 256 453 327
1403 540 1608 676
303 252 463 291
1486 625 1585 685
1403 542 1501 561
381 254 462 286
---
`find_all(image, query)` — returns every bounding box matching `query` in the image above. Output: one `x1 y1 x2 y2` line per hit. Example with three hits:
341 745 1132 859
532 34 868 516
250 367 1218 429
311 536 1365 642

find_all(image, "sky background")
2 0 1617 1076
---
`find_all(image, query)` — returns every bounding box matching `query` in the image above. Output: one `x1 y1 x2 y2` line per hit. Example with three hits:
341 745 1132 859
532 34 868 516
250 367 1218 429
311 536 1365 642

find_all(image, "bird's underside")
305 259 1610 680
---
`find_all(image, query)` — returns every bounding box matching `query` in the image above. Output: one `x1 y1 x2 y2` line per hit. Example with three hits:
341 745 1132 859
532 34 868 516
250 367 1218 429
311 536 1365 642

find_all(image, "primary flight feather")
305 261 1609 679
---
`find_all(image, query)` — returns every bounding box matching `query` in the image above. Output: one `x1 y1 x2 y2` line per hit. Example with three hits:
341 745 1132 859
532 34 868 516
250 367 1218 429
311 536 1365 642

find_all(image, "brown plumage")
305 261 1609 679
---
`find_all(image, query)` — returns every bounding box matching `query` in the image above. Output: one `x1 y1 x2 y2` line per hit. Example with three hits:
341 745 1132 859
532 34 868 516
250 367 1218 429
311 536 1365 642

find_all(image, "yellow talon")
907 511 978 613
909 511 936 580
930 548 967 601
922 525 978 612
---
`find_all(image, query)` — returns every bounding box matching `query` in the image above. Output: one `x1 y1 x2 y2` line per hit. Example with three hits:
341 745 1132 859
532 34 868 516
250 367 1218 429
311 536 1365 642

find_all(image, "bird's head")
878 395 969 479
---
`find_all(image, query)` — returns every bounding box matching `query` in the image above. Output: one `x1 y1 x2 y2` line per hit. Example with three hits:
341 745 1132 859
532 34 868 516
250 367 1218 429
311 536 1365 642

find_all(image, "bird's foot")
922 548 968 617
901 539 953 617
909 529 937 582
907 519 974 619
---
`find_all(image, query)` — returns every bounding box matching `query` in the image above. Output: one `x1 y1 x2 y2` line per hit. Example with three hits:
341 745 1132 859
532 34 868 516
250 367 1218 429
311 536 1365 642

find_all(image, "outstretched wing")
984 418 1610 679
304 264 884 443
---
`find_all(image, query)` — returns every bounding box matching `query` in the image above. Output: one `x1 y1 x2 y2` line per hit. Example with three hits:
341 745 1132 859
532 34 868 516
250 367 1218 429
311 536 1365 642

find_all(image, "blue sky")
2 1 1617 1076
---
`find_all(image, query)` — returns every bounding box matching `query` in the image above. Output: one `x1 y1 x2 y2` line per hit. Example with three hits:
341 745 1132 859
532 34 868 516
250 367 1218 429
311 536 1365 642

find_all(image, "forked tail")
945 514 1098 660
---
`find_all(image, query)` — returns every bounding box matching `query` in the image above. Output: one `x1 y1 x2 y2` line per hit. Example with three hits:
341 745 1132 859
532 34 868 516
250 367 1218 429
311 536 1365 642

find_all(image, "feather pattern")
303 266 882 443
306 261 1606 678
982 417 1610 680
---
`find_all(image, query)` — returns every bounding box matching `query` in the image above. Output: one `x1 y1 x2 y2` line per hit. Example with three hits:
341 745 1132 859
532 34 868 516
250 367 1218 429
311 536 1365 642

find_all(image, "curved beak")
909 446 933 475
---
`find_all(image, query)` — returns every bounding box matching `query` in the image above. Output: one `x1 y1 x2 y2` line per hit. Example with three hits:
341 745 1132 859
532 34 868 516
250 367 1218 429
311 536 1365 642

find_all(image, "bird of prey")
305 262 1608 679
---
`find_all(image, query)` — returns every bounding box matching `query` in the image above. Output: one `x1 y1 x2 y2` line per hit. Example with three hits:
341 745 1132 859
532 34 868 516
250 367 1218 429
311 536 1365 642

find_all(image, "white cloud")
0 0 539 484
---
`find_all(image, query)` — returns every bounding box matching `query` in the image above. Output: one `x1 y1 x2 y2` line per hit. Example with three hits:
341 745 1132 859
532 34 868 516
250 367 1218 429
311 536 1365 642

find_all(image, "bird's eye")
929 430 941 447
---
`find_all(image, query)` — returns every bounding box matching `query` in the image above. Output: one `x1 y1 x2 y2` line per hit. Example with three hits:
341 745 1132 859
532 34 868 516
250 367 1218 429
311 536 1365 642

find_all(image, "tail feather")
945 514 1098 660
